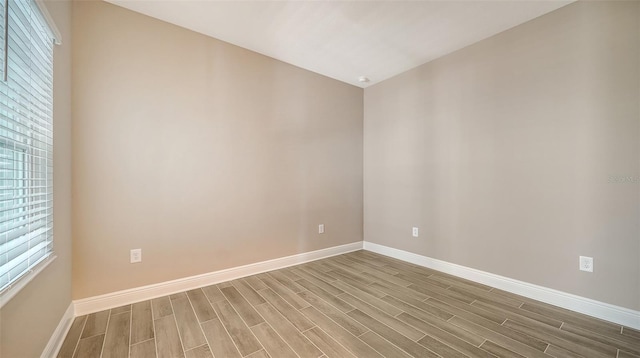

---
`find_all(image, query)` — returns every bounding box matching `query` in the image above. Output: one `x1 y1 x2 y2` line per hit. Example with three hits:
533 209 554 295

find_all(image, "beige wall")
72 1 363 299
364 1 640 310
0 0 73 357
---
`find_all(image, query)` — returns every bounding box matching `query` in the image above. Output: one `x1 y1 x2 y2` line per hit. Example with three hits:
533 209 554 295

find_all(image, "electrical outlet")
412 227 419 237
318 224 325 234
579 256 593 272
130 248 142 263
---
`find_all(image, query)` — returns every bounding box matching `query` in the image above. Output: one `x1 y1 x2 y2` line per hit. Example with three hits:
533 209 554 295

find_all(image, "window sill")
0 254 57 309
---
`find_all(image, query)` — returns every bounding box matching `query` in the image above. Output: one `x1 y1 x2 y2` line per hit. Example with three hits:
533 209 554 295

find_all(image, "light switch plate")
130 248 142 263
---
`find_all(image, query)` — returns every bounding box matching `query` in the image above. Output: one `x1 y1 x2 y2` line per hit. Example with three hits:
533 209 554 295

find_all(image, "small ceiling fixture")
358 76 370 83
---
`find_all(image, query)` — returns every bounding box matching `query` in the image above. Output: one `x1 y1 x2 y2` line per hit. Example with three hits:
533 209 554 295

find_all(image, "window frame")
0 0 60 308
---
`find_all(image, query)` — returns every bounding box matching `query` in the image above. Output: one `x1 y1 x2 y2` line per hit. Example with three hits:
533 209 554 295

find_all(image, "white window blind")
0 0 55 294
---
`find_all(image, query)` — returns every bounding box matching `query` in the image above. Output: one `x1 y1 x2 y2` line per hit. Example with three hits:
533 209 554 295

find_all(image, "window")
0 0 59 301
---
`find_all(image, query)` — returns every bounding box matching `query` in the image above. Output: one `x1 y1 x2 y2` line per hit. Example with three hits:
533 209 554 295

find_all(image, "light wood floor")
58 250 640 358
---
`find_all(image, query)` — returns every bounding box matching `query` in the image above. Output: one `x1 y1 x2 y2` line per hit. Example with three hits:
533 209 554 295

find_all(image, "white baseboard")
363 241 640 330
41 302 75 358
74 242 363 316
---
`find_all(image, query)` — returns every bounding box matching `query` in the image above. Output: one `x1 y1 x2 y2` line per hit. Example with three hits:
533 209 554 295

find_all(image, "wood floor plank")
358 331 415 358
155 315 185 358
489 287 547 307
481 340 527 358
221 285 264 327
619 350 640 358
324 259 372 279
503 319 615 358
232 279 267 306
185 344 213 358
301 306 384 358
622 327 640 340
201 284 226 303
429 273 494 292
472 298 563 328
292 266 344 295
450 304 549 352
259 274 310 309
347 309 440 358
331 256 373 275
508 316 619 356
338 292 425 341
187 289 217 323
170 292 187 300
398 312 496 358
417 334 470 358
332 280 401 316
212 299 263 356
349 251 390 266
303 326 357 358
245 275 268 291
310 264 343 281
110 305 131 315
544 345 585 358
520 302 622 337
381 295 485 347
201 318 241 358
447 316 552 357
324 259 366 276
370 281 433 311
372 277 430 301
313 261 340 273
380 293 454 322
297 290 368 337
398 271 456 290
425 296 507 324
404 279 477 305
57 316 87 358
369 255 441 278
72 334 105 358
295 278 355 313
342 255 400 275
152 296 173 320
130 339 157 358
218 281 233 288
361 269 413 288
279 267 302 281
81 310 110 338
295 265 340 284
171 294 207 350
250 323 298 358
258 287 314 331
329 270 387 299
450 285 523 308
245 350 271 358
560 323 640 356
254 302 323 357
101 311 130 358
267 270 305 293
131 301 154 344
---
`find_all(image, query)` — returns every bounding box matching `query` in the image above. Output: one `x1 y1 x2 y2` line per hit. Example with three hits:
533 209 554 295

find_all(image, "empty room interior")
0 0 639 357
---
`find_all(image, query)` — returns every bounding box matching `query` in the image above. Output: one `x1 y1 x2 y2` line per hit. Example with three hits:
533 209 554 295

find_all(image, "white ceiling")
106 0 572 88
